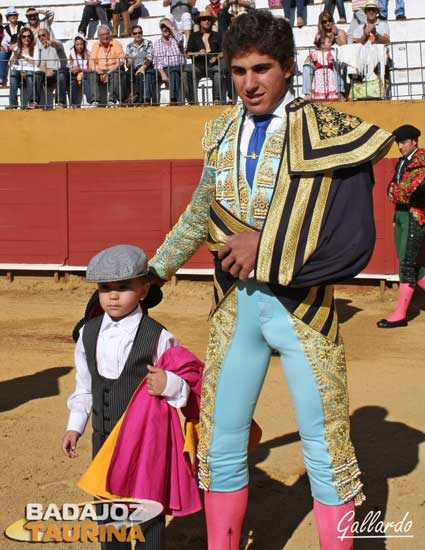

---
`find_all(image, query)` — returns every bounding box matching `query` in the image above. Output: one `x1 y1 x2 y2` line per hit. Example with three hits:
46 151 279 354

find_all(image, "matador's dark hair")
223 10 295 71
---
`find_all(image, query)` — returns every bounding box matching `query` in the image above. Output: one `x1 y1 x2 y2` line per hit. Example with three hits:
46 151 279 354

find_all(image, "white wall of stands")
0 0 424 106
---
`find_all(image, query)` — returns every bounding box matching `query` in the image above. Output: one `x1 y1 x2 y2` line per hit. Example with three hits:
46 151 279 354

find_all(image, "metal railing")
1 41 425 109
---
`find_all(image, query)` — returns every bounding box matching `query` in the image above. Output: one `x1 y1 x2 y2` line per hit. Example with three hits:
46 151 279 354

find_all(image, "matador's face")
229 50 292 116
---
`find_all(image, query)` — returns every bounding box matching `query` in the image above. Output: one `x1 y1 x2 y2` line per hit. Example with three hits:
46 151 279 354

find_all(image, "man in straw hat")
150 9 393 549
352 0 390 45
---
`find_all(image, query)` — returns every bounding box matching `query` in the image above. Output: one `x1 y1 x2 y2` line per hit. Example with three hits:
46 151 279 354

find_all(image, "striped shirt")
352 0 366 11
153 32 185 69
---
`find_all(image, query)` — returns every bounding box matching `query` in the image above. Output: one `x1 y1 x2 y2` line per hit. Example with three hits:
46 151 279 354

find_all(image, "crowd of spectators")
302 0 402 101
0 0 408 108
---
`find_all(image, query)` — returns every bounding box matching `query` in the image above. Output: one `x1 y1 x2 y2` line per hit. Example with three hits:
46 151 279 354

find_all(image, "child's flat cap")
86 244 148 283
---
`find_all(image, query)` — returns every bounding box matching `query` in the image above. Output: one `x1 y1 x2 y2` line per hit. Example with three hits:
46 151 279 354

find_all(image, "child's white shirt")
66 304 189 434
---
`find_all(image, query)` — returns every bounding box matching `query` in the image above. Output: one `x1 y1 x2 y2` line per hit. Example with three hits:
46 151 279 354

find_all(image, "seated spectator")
348 0 367 43
0 8 26 86
303 11 346 99
69 34 91 107
306 34 338 100
25 7 55 45
128 0 143 28
282 0 305 28
111 0 130 38
78 0 112 39
88 24 125 106
125 24 157 105
323 0 346 24
8 28 40 108
38 29 68 108
153 18 186 104
163 0 195 45
185 11 225 104
378 0 406 20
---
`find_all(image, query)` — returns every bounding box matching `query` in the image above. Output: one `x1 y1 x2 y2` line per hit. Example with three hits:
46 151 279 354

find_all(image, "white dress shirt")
66 304 189 434
240 90 295 156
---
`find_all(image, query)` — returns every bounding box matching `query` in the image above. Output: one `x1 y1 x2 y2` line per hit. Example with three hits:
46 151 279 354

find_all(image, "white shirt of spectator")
66 304 189 434
13 48 40 72
69 48 90 72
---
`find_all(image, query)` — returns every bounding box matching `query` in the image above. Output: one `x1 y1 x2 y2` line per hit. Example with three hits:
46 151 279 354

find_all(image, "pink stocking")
313 499 355 549
386 282 415 322
204 486 248 550
417 276 425 290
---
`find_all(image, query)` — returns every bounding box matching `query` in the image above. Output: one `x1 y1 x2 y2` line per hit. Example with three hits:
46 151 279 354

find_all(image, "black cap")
393 125 421 142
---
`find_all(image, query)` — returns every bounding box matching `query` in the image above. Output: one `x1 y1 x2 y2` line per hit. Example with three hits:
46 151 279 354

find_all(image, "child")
309 34 338 100
63 244 202 549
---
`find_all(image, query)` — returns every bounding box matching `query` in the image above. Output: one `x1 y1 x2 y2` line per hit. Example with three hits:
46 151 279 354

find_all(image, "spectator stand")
0 0 424 106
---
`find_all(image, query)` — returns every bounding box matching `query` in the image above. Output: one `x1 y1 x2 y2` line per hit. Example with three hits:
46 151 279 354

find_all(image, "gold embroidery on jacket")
309 285 334 334
303 173 332 262
288 103 392 173
256 151 291 280
278 176 315 283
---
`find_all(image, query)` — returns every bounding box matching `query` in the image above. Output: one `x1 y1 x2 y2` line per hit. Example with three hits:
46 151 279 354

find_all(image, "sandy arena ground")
0 276 424 550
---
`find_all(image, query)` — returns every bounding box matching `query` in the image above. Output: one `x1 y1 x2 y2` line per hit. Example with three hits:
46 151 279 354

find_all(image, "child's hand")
62 430 81 458
146 365 167 396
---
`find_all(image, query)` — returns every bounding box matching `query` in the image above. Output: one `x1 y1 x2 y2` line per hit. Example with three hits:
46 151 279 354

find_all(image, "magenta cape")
105 345 203 516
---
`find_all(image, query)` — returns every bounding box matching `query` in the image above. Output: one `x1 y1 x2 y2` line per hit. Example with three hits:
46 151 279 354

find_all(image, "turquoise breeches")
198 281 364 506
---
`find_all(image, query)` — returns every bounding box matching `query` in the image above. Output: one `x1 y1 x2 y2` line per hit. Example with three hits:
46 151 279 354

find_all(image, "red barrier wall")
0 158 400 277
0 163 68 263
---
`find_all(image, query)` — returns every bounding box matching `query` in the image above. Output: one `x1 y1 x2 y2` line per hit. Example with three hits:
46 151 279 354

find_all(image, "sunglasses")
22 34 32 38
133 31 142 35
27 14 38 18
38 33 47 37
322 19 333 23
199 17 212 21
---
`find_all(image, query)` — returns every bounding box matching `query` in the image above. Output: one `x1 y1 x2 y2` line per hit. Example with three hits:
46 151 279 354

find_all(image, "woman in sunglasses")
317 10 347 46
303 10 346 100
8 28 41 108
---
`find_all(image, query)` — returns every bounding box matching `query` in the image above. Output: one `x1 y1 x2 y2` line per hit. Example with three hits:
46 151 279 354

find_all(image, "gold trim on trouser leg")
198 289 238 490
290 315 366 506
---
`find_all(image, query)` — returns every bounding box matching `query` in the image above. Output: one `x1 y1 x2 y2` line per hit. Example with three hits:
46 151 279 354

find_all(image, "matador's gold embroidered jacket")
150 99 393 340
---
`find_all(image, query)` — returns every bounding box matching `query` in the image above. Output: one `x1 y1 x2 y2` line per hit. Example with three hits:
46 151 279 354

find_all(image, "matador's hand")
218 231 260 280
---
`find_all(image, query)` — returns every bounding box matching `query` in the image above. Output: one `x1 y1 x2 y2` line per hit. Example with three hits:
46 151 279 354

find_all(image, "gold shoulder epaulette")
286 99 393 174
202 104 243 153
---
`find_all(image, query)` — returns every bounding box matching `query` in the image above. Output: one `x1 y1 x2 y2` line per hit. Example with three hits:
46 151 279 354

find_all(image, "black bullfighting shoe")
376 318 408 328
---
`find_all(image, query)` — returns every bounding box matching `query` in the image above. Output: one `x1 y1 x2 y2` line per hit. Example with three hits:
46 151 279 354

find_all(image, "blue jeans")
378 0 405 18
70 73 91 106
9 69 41 106
38 69 68 106
161 66 183 103
0 50 11 83
324 0 347 20
282 0 304 19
